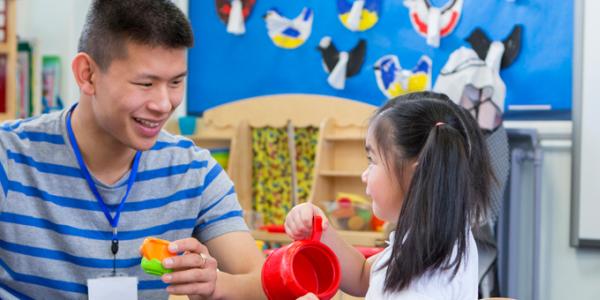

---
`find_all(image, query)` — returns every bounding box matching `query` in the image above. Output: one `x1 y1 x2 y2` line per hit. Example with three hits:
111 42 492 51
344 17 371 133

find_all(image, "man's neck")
70 101 137 185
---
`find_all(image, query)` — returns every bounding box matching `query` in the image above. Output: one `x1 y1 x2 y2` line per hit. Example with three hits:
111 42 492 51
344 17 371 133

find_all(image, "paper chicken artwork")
216 0 256 35
317 37 366 90
337 0 382 32
403 0 463 48
206 1 530 122
374 55 432 98
264 7 314 49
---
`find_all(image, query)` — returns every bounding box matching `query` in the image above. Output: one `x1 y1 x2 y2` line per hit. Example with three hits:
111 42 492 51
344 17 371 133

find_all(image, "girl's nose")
361 168 368 183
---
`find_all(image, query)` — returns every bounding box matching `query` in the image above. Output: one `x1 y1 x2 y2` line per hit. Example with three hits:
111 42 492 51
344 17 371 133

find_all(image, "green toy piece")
140 237 175 276
141 257 173 276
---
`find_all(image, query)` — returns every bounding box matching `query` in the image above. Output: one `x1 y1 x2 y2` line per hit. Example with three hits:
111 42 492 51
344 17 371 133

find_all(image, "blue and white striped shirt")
0 109 248 299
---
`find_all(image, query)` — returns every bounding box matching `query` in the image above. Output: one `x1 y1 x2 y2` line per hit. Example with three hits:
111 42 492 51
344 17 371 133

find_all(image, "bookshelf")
0 0 15 121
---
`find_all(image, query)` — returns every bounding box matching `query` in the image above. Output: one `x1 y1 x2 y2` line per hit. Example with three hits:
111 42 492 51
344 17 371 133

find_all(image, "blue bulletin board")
187 0 573 119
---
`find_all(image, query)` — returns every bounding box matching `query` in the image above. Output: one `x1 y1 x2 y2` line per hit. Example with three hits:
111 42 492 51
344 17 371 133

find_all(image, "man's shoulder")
0 110 65 145
149 130 211 160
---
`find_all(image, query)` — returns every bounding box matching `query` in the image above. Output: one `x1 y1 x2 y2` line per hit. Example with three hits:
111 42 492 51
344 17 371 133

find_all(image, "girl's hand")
284 203 329 241
297 292 319 300
159 238 219 299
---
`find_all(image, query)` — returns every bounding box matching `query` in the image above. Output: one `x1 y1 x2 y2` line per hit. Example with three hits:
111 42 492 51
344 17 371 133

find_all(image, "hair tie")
435 122 446 127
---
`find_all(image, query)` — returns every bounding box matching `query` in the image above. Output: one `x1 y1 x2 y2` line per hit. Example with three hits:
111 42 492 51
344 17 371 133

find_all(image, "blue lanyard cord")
65 105 141 242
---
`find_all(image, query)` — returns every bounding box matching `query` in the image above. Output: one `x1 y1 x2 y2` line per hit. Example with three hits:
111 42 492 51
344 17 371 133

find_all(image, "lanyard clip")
111 228 119 256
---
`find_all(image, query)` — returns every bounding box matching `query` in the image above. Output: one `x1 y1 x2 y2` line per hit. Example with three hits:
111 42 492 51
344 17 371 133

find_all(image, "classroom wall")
13 1 600 299
546 0 600 299
507 120 600 300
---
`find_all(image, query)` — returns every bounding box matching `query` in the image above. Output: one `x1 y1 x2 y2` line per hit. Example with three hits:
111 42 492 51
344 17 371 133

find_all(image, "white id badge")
87 276 138 300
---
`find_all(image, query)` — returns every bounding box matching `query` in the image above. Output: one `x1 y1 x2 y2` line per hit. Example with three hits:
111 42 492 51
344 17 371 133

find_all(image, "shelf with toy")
310 118 369 204
176 96 383 251
308 117 388 249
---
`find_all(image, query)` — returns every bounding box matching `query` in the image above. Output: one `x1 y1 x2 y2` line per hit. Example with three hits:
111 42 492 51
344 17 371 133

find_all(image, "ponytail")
371 91 493 293
385 123 472 291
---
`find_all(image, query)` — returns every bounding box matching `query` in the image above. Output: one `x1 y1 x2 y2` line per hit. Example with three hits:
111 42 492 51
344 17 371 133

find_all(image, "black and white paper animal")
317 37 366 90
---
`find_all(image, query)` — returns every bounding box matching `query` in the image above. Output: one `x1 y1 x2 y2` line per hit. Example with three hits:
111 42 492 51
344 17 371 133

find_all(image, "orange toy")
140 237 176 276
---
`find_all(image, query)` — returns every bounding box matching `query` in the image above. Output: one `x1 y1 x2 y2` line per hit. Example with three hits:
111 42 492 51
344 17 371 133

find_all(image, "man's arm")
159 231 266 300
207 231 266 300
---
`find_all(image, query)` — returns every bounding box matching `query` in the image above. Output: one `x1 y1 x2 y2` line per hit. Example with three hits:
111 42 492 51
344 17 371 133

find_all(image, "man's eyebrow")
136 71 188 80
171 71 188 79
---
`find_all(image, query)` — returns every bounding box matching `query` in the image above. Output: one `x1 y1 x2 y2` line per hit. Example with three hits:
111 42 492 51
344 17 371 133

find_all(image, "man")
0 1 265 299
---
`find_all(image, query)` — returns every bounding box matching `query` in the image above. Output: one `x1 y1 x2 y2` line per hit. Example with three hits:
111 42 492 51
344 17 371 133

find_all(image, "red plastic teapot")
261 216 341 300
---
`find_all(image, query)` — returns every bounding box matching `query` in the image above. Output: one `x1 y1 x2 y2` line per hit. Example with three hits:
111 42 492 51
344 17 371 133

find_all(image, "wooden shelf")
188 96 379 253
319 170 363 177
0 44 11 53
251 230 387 247
324 136 365 142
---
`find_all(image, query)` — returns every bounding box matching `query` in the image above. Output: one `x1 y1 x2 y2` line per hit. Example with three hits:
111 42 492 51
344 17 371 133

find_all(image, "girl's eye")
367 155 374 163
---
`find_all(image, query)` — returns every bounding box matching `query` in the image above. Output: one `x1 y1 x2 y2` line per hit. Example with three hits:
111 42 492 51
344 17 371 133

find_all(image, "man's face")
90 42 187 150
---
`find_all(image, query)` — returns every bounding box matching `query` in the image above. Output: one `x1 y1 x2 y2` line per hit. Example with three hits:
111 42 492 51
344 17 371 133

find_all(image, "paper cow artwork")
434 25 522 132
466 25 523 70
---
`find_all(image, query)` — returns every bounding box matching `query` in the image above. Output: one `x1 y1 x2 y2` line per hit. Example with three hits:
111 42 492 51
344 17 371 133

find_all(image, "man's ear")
72 53 97 96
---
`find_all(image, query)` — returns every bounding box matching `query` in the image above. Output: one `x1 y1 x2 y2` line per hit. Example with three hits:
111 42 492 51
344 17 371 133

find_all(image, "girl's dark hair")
371 91 494 292
78 0 194 71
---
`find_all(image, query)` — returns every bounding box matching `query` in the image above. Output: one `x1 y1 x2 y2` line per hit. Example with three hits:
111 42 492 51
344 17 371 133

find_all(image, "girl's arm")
285 203 373 296
321 225 378 296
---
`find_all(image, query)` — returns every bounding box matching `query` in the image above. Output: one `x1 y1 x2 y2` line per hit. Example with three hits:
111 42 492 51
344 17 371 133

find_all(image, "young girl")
286 92 494 299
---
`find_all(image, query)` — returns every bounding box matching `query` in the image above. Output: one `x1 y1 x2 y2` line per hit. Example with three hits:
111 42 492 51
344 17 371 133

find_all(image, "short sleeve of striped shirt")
192 150 248 243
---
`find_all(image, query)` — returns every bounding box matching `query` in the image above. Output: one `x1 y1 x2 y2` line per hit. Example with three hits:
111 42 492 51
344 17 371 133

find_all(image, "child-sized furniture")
181 94 386 248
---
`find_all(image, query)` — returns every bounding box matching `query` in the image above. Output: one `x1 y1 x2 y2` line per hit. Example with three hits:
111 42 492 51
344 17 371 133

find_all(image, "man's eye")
135 82 152 87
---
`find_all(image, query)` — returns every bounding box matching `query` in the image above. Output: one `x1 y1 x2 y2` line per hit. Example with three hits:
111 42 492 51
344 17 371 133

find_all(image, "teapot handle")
310 216 323 242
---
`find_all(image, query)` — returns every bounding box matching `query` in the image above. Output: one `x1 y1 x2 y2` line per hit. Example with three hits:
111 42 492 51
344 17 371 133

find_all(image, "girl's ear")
71 53 96 96
411 161 419 172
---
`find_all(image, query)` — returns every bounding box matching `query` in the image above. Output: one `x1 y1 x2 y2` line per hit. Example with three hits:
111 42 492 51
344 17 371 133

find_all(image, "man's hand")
160 238 218 298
